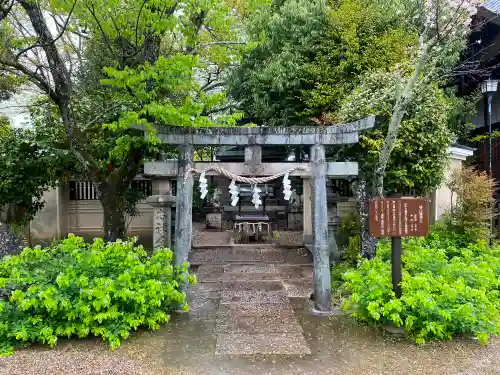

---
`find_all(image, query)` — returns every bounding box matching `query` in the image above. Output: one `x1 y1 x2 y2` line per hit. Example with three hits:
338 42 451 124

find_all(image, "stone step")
282 279 314 298
186 297 220 319
193 265 224 282
221 290 289 304
217 303 294 318
275 265 314 279
222 273 281 282
221 280 284 292
223 264 276 274
189 247 312 265
215 333 311 355
216 312 303 334
187 282 222 300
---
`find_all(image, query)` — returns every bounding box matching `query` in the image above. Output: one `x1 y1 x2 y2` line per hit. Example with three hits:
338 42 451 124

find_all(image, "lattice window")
69 180 154 200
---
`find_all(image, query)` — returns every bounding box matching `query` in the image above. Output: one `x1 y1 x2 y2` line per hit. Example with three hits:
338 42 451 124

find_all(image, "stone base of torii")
143 117 375 312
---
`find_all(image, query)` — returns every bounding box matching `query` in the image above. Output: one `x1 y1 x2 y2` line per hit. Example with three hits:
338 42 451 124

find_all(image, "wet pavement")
114 296 500 375
213 264 311 356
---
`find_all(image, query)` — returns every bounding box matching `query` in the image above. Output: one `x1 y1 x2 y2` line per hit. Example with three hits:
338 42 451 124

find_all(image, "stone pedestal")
146 195 176 251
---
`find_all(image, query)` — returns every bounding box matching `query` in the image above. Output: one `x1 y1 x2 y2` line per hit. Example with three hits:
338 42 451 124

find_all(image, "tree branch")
202 103 238 115
85 1 114 56
15 0 77 61
197 41 246 48
374 35 429 197
135 0 147 48
0 58 58 102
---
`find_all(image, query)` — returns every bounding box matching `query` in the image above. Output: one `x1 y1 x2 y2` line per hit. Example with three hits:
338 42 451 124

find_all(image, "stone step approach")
189 246 313 266
192 261 313 356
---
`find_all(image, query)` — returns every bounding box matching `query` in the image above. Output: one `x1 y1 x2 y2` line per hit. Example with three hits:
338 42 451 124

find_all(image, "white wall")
430 147 475 222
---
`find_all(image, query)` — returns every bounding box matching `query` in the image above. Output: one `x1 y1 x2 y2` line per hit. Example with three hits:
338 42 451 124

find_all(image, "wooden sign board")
369 197 429 238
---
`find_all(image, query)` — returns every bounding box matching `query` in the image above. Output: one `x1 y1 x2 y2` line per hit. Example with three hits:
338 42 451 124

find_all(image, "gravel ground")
2 299 500 375
2 231 499 375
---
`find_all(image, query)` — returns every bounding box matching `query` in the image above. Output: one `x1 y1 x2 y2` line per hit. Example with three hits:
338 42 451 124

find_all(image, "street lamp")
481 77 499 245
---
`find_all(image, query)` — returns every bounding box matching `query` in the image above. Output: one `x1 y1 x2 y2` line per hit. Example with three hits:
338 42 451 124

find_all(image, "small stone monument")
287 189 303 230
206 188 223 230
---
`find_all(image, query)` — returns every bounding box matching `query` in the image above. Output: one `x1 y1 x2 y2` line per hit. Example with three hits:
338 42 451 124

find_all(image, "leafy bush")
0 235 195 355
343 233 500 345
337 212 361 263
331 262 354 306
445 166 494 243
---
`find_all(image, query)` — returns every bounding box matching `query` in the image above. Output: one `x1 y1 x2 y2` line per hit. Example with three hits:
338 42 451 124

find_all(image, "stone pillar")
174 144 194 267
310 144 332 313
56 181 69 240
147 178 175 251
326 180 342 265
302 178 313 245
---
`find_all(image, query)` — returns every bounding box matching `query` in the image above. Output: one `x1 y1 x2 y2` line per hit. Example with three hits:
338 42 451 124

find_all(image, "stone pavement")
189 246 314 356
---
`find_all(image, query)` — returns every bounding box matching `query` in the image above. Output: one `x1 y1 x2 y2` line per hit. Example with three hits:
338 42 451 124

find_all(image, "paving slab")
189 249 224 264
281 248 313 264
217 303 293 318
275 265 314 279
186 298 220 319
221 290 289 304
260 248 286 263
223 264 276 273
222 280 284 291
283 279 314 298
222 273 281 282
216 313 303 334
187 282 222 300
194 265 224 282
215 333 311 355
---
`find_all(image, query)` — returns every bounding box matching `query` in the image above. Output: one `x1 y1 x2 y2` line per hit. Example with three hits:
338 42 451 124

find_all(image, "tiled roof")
484 0 500 15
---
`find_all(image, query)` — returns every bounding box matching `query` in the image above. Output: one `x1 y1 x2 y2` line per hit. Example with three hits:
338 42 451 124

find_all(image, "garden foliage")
0 235 195 355
343 233 500 345
445 166 495 243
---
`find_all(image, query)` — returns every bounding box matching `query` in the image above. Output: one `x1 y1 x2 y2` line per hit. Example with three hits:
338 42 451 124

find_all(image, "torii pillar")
311 144 331 312
174 144 194 267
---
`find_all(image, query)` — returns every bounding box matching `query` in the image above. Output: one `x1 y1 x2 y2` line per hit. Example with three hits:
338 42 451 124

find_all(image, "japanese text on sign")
369 197 429 238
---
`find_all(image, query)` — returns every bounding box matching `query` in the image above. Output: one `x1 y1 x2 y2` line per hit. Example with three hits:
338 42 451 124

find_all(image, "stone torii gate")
144 116 375 312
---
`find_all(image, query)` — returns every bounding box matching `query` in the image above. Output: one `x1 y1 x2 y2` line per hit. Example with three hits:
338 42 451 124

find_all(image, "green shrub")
337 212 361 263
445 166 494 243
0 235 195 355
331 261 354 306
343 234 500 345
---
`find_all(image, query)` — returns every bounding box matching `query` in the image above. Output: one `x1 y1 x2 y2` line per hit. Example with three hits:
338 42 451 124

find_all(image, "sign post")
391 237 402 298
369 197 429 298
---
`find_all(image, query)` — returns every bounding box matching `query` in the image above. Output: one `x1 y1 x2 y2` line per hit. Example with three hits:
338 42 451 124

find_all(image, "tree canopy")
0 0 260 239
229 0 476 196
230 0 416 126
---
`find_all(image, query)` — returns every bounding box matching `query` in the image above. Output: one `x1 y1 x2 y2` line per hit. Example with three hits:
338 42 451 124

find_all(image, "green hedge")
343 233 500 345
0 235 195 355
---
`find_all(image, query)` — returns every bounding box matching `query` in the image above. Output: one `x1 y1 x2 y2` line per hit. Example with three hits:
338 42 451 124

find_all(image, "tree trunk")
99 185 127 242
356 176 378 259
